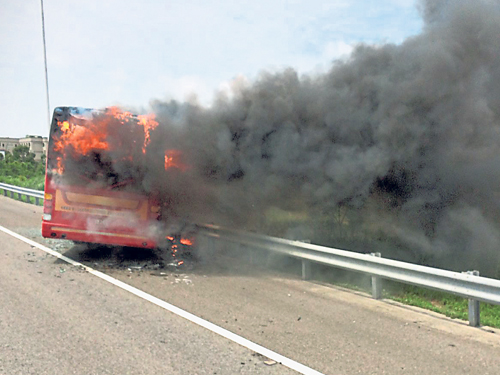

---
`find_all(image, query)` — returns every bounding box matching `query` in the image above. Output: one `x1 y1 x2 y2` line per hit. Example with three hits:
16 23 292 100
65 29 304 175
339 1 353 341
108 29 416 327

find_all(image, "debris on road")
150 272 168 277
252 353 278 366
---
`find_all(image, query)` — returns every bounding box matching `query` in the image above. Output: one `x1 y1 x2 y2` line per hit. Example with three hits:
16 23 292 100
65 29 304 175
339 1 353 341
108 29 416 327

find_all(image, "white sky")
0 0 422 138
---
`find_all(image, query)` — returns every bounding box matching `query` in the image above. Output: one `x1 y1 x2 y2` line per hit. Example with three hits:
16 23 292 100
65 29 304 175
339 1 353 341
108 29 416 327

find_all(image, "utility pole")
40 0 51 126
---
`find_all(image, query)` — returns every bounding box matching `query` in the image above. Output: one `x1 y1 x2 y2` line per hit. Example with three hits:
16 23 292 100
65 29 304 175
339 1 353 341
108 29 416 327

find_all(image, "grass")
387 284 500 328
331 273 500 328
288 261 500 328
0 175 45 190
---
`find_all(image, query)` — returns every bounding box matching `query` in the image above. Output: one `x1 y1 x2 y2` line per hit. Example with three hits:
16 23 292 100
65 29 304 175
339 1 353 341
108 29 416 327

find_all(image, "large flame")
54 120 109 155
53 107 159 174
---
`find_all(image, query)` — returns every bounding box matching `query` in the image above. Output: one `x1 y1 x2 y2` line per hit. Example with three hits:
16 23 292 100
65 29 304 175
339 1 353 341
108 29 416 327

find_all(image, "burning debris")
163 235 195 267
73 239 195 271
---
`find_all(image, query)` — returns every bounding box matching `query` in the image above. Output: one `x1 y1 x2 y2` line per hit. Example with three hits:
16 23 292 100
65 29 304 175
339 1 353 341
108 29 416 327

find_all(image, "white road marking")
0 225 326 375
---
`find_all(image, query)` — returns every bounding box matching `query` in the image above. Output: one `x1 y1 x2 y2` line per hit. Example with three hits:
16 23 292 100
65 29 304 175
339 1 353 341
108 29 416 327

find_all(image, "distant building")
0 135 48 161
0 137 20 154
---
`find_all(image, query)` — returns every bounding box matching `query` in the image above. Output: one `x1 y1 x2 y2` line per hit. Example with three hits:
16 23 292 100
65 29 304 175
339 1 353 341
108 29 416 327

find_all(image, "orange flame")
52 107 159 174
165 236 193 246
53 118 109 174
54 120 109 155
138 114 158 153
180 238 193 246
164 149 188 171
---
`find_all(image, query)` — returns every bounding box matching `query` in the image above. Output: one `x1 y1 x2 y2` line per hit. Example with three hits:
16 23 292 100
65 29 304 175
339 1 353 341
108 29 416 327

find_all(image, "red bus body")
41 184 160 248
41 107 161 249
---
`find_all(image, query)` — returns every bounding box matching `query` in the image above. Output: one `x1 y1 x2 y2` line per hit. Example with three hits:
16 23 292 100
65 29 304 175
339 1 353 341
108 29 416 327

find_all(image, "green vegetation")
0 146 46 190
388 284 500 328
315 267 500 328
307 266 500 328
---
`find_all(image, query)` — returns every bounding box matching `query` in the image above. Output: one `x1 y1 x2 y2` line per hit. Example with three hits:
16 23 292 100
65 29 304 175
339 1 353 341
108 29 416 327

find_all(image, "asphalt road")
2 195 500 374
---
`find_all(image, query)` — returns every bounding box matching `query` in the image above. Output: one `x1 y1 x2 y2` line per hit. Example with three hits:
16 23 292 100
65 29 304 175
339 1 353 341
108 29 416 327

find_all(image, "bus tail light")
43 192 53 219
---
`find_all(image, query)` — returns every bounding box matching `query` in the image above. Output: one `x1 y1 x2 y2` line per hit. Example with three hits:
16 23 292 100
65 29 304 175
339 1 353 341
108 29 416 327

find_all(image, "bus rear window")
47 107 158 192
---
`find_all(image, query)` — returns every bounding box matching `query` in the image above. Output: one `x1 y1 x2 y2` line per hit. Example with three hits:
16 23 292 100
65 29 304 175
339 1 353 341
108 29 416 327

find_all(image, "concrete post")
467 270 481 327
370 252 382 299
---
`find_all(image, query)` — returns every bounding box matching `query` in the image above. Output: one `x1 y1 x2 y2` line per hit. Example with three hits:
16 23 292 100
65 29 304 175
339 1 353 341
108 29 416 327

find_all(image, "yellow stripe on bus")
63 191 140 209
54 190 148 220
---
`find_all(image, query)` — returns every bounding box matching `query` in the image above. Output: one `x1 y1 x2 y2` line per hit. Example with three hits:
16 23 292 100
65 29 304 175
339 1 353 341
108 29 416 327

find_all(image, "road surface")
1 195 500 374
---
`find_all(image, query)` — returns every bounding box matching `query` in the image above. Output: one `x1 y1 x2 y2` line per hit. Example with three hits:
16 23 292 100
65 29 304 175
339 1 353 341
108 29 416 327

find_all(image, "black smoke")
139 0 500 276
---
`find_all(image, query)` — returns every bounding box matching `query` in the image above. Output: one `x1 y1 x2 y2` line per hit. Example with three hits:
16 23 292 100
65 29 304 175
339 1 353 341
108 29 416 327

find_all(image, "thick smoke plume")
118 1 500 275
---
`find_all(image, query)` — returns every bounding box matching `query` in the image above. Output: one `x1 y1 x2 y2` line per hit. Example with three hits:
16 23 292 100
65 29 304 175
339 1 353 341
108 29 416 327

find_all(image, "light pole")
40 0 51 127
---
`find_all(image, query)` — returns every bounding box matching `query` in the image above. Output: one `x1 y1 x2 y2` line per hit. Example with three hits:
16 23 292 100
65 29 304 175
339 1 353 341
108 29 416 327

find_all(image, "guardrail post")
467 270 481 327
10 191 14 198
207 235 216 255
370 252 382 299
301 260 312 280
299 240 312 280
35 197 41 205
245 244 255 264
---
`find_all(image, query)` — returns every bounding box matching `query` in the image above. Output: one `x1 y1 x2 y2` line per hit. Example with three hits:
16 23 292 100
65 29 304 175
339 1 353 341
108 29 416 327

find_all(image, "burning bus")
41 106 185 250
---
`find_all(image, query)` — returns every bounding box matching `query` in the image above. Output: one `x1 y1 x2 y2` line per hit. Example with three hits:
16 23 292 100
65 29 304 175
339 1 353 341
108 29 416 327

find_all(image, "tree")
3 151 12 162
12 145 35 162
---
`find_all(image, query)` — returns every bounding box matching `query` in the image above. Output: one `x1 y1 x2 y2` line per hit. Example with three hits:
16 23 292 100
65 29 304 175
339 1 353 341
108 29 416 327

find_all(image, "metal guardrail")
197 224 500 327
0 182 44 205
1 181 497 327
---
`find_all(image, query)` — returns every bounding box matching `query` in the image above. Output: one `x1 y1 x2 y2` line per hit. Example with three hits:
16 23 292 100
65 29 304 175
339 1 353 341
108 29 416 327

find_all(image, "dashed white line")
0 224 326 375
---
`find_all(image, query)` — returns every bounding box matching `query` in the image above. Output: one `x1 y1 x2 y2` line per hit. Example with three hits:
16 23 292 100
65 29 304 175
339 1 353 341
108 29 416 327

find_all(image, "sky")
0 0 422 138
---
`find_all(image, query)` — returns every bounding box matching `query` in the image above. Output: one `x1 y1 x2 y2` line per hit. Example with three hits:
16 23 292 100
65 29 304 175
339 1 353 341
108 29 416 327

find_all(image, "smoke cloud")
64 1 500 275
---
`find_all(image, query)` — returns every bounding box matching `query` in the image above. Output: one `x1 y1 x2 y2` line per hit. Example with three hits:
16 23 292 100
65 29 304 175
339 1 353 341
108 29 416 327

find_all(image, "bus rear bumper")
41 221 158 249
